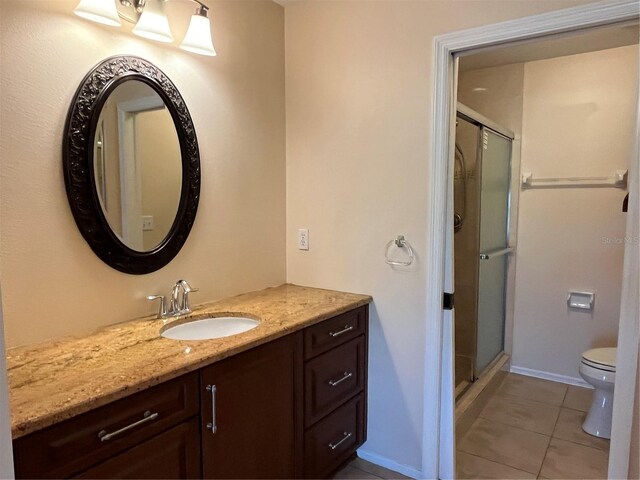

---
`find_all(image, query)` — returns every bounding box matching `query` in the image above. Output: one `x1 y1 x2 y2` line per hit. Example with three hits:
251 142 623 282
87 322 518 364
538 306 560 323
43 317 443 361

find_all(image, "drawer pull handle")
328 325 354 337
328 371 353 387
98 410 158 442
206 384 217 434
328 431 353 450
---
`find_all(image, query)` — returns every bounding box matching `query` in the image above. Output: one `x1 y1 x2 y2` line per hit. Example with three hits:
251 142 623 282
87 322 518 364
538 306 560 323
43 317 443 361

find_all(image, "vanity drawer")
304 336 365 427
13 372 199 479
304 306 367 360
303 393 365 479
73 418 201 479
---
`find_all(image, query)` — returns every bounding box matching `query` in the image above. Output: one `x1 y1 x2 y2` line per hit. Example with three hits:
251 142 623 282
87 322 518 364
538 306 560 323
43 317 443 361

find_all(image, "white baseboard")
509 365 592 388
356 449 422 479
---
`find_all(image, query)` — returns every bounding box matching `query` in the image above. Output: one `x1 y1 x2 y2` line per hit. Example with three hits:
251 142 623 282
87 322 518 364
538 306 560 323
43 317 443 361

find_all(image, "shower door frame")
423 2 640 479
454 105 515 383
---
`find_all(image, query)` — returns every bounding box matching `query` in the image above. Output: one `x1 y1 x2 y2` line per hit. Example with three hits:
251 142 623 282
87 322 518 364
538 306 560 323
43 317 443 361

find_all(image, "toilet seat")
581 347 616 372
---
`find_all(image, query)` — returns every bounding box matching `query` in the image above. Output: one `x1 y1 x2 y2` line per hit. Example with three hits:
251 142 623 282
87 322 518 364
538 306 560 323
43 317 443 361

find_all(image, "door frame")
117 95 165 250
423 1 639 478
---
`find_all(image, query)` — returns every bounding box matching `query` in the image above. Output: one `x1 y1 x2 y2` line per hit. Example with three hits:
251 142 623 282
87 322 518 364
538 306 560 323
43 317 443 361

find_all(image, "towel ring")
385 235 415 266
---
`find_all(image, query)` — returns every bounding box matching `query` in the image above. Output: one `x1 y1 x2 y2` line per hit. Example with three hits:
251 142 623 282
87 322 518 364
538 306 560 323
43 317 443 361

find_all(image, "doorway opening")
451 23 637 479
423 3 640 479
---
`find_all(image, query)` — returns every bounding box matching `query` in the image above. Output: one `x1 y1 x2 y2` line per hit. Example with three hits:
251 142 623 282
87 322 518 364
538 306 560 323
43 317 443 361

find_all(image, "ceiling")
459 22 639 71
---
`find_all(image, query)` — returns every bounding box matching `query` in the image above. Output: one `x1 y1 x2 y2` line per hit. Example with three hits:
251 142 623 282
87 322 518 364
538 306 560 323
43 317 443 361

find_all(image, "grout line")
560 405 589 413
474 413 556 437
457 450 537 478
551 435 611 453
481 390 565 408
560 384 569 406
537 399 563 478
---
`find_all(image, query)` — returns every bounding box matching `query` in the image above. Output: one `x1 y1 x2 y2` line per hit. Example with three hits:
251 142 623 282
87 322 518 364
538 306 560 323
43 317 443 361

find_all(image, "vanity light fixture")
132 0 174 43
180 4 216 56
74 0 121 27
73 0 216 57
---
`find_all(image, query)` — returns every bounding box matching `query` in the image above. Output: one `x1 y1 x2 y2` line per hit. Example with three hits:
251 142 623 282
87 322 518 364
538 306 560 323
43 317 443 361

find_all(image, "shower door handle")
479 247 513 260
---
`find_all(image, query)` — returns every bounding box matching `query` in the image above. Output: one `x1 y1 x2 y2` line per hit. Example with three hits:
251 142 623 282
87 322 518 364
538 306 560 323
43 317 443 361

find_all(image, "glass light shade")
74 0 121 27
180 14 216 57
132 0 173 43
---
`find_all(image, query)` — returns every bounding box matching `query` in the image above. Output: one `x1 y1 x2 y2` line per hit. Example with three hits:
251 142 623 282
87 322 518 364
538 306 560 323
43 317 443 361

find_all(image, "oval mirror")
63 56 200 274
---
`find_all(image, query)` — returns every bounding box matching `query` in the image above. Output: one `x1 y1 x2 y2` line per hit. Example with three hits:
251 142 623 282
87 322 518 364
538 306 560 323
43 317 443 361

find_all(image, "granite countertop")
6 284 372 439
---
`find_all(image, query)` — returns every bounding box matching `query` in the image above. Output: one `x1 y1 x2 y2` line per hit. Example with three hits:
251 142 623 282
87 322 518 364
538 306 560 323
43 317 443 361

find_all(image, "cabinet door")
74 418 201 479
200 333 302 479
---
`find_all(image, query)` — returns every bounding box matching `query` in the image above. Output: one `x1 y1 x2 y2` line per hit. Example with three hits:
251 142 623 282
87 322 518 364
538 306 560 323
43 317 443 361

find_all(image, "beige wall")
458 63 525 136
138 108 182 250
0 0 286 347
513 45 637 380
285 0 599 473
99 81 157 240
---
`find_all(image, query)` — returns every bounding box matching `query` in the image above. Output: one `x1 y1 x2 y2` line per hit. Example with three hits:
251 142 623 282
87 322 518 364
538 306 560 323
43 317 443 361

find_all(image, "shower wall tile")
456 355 474 386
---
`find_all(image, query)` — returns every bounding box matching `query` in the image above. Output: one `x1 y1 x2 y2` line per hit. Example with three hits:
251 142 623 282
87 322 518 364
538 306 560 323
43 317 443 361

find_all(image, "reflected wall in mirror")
64 56 200 274
94 80 182 252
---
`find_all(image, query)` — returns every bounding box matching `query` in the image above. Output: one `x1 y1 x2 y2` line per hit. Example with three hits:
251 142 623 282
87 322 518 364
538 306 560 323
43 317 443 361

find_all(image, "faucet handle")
147 295 166 319
179 281 198 313
179 280 198 293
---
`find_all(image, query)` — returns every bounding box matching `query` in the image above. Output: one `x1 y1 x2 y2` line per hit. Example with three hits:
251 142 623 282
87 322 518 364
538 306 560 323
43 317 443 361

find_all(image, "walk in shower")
454 103 513 392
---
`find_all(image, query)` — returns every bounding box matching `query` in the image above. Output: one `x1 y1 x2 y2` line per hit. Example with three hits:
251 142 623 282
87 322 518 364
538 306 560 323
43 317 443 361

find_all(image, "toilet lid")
582 347 617 371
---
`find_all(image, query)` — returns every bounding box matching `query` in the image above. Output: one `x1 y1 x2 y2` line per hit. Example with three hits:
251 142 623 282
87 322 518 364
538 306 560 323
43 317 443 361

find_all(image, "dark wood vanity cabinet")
12 305 368 480
13 373 201 479
302 306 368 478
74 419 202 479
199 333 303 479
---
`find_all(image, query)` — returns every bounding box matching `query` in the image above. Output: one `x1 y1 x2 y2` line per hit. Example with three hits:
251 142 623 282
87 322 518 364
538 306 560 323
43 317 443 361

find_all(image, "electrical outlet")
142 215 154 231
298 229 309 250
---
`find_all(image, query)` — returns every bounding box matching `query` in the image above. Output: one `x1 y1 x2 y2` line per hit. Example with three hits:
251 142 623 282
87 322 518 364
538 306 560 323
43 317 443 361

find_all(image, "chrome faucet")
147 280 199 319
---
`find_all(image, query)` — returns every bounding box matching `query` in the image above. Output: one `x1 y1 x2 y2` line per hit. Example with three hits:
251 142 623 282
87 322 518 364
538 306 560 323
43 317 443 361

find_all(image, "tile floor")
333 457 409 480
334 374 609 480
457 373 609 479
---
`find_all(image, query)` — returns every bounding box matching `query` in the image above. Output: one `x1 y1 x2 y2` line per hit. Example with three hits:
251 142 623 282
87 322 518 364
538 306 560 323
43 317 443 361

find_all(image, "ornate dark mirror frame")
63 55 201 275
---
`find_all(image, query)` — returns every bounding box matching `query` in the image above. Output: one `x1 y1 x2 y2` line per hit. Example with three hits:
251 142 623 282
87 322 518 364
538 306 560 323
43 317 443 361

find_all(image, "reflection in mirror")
94 119 107 209
94 80 182 252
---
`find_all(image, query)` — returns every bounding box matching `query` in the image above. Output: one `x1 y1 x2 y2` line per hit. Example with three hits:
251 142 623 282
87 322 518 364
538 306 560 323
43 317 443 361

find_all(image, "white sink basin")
161 316 259 341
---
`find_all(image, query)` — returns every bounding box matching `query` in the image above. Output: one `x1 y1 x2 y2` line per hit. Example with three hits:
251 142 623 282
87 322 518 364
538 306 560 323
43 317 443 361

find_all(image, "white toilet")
579 347 616 439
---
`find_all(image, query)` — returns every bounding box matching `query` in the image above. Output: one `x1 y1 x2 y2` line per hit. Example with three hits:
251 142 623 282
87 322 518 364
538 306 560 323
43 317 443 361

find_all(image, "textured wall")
513 45 637 380
0 0 286 347
284 0 599 474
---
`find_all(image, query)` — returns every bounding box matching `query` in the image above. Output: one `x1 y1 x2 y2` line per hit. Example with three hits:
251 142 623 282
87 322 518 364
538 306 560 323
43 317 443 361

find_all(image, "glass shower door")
475 127 512 376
